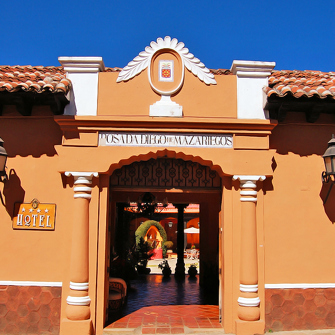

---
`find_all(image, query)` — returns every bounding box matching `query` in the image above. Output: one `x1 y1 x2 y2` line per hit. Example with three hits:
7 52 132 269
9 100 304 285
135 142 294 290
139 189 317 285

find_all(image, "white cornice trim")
58 57 105 73
230 60 276 78
65 172 99 179
265 283 335 289
233 175 266 182
0 281 62 287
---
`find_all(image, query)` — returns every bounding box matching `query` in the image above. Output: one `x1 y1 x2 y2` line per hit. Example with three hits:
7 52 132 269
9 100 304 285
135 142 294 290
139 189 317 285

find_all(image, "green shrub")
135 220 168 256
164 241 173 249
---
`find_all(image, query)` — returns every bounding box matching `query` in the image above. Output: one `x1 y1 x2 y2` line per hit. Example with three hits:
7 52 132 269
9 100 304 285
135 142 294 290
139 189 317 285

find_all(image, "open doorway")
104 157 222 328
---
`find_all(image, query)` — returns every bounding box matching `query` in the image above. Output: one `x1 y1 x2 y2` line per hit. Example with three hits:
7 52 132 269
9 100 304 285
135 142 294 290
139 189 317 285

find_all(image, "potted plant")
158 259 172 277
188 263 198 277
134 237 153 274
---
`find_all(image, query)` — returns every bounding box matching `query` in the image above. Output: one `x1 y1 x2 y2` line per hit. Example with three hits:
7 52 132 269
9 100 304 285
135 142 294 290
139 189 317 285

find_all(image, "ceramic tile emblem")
159 61 174 82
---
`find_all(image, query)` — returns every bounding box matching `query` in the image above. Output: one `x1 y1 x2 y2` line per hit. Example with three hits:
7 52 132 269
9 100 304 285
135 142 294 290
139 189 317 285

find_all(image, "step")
103 325 228 335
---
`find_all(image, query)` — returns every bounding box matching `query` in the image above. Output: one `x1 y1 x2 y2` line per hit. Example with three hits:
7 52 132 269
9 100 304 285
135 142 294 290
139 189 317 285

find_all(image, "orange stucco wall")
1 72 335 335
264 113 335 284
97 70 237 119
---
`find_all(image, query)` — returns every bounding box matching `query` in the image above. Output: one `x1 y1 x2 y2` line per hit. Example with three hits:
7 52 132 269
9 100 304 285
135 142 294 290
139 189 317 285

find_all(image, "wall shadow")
320 182 335 223
0 117 62 158
270 112 334 157
2 169 25 219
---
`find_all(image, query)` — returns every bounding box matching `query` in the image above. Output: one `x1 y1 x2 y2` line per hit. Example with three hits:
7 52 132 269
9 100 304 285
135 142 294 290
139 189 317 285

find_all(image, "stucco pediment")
116 37 217 117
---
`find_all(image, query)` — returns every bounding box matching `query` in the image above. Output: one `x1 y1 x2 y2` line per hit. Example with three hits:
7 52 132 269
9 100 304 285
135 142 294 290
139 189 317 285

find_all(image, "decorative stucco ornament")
117 36 216 117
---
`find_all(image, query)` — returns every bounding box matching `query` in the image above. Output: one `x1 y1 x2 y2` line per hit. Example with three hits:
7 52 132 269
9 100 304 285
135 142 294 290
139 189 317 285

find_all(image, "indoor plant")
158 259 172 277
188 263 198 277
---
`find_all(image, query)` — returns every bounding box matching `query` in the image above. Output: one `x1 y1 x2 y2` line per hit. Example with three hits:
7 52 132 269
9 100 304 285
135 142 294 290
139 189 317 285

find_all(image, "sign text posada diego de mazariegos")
12 198 56 230
99 132 233 148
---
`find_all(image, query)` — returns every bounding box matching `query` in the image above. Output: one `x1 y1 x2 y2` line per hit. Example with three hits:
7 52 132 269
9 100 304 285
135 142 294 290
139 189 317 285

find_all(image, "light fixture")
322 136 335 204
0 138 8 182
322 135 335 183
198 222 200 228
135 192 168 216
168 221 173 228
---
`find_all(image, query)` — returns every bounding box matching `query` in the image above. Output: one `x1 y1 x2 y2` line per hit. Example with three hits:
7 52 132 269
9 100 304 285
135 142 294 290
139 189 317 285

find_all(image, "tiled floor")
104 275 222 334
105 305 222 334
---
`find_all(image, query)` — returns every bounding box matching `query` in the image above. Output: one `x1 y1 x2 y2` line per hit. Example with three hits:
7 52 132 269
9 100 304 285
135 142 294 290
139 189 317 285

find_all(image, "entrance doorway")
105 157 223 327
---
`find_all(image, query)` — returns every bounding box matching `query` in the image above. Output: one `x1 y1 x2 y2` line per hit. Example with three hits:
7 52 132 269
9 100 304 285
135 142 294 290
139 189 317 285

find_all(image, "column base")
60 318 92 335
235 319 264 335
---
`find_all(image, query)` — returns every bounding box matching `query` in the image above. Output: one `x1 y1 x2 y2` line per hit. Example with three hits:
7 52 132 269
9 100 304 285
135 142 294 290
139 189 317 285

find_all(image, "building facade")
0 37 335 335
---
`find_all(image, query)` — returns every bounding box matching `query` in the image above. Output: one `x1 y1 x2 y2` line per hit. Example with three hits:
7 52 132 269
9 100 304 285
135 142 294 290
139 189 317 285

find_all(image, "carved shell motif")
116 36 216 86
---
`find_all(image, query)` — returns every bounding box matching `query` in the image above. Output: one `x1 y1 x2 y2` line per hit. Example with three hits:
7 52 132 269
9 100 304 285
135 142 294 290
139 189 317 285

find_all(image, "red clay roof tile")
1 66 334 102
0 66 71 94
265 70 335 100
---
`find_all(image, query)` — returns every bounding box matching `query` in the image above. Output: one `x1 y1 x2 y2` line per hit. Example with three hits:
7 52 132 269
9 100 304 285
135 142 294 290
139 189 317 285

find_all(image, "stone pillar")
64 172 98 321
233 175 265 322
174 204 188 278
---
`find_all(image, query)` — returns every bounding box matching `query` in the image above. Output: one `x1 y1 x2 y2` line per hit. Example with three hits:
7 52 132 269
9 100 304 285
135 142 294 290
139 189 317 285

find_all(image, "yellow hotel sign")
13 199 56 230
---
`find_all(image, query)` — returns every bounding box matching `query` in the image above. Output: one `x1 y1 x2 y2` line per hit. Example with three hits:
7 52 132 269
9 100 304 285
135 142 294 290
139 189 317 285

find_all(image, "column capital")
232 175 266 184
173 203 188 210
65 172 98 199
65 172 98 180
233 176 265 203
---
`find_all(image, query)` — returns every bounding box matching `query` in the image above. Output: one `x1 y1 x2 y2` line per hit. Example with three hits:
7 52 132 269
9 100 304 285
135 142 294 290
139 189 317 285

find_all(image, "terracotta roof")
105 67 122 72
210 69 232 75
265 70 335 100
0 66 71 94
1 66 334 102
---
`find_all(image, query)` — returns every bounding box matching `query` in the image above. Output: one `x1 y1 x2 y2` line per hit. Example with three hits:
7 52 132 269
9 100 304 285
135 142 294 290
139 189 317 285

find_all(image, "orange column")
64 172 98 321
233 175 265 322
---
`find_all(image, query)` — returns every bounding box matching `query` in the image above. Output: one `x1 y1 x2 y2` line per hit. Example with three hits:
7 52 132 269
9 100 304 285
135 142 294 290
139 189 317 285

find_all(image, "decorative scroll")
116 36 216 85
110 158 221 190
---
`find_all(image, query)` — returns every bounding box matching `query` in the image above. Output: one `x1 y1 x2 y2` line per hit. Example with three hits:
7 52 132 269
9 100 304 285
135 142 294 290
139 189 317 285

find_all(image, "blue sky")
1 1 334 72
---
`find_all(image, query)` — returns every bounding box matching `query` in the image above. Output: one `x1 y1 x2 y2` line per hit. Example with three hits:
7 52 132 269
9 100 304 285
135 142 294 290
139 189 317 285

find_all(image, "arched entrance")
105 156 223 326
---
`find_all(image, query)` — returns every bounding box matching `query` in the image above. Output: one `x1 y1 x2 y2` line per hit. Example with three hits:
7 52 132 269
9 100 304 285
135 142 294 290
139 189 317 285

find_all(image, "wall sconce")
322 136 335 204
168 221 173 228
322 136 335 183
198 222 200 228
0 138 8 182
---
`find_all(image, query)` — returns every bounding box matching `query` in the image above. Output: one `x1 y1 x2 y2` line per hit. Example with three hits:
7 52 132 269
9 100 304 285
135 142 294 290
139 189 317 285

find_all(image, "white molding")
58 57 105 73
233 175 266 183
240 198 257 202
73 186 92 193
117 36 216 86
230 60 275 120
149 96 183 117
230 60 275 78
265 283 335 289
65 172 98 180
74 194 92 199
58 57 104 116
0 281 62 287
240 284 258 293
70 281 89 291
240 190 257 196
238 297 260 307
67 295 91 306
